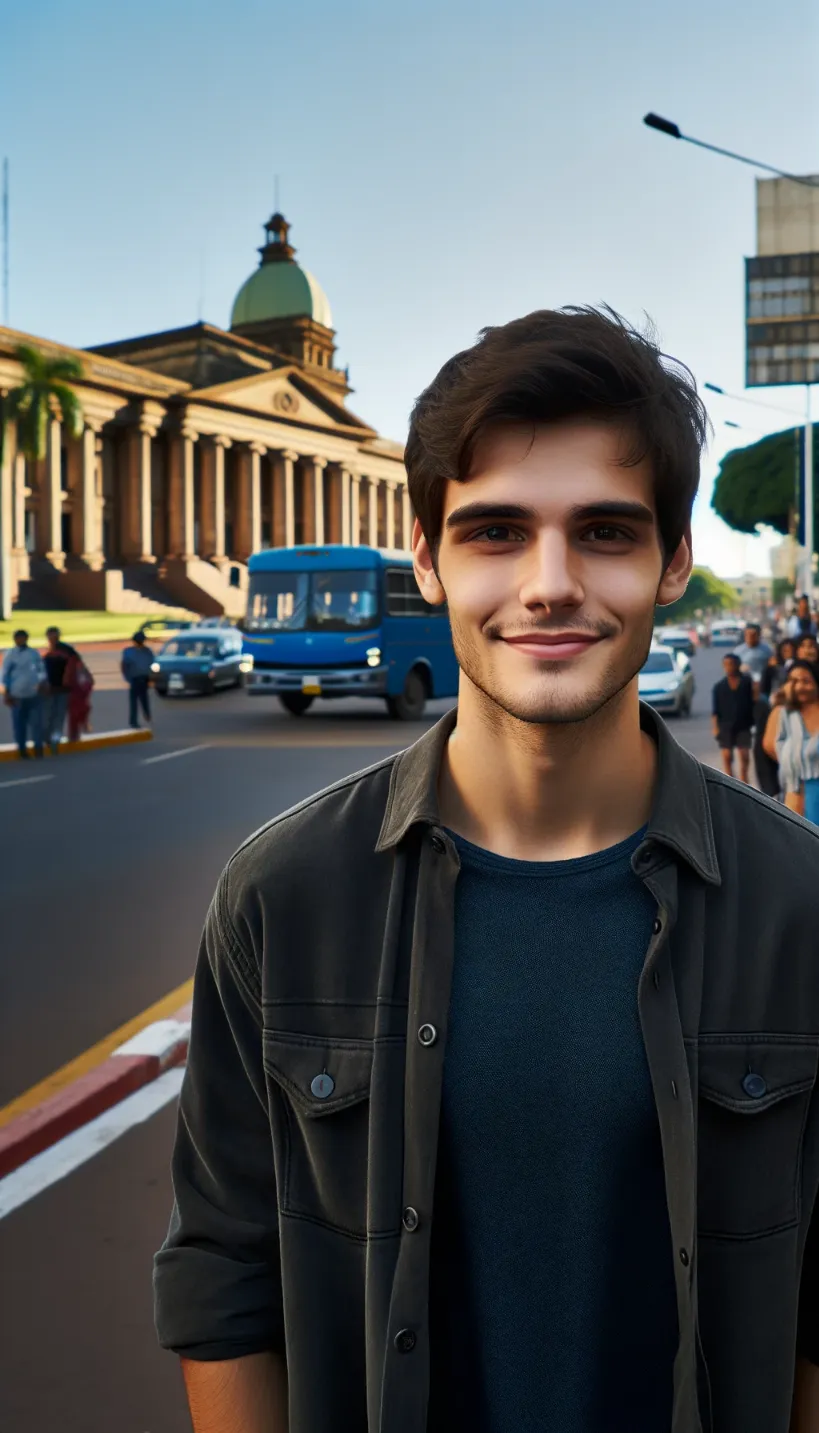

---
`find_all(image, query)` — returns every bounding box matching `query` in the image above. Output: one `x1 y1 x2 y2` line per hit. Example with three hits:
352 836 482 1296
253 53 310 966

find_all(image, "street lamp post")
644 115 818 601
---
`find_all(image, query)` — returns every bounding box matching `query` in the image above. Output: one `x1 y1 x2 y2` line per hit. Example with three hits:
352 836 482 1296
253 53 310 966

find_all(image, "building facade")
0 211 410 616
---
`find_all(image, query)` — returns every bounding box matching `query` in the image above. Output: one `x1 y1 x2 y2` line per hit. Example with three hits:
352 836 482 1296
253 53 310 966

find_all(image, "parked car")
710 620 745 648
652 625 696 658
151 627 251 696
638 646 695 717
137 616 194 643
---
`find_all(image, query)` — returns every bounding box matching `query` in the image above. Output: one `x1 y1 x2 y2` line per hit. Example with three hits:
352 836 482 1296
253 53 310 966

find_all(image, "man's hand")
3 693 17 707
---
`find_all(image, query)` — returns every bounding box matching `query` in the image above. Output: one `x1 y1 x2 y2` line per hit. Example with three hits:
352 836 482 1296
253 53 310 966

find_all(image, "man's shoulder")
703 763 819 884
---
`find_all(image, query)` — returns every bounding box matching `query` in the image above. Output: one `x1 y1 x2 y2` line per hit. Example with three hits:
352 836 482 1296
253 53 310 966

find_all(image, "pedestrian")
42 625 80 755
154 307 819 1433
796 632 819 666
786 594 818 640
762 660 819 823
1 630 47 759
760 637 795 698
121 630 153 728
711 652 754 782
732 621 773 690
66 650 95 740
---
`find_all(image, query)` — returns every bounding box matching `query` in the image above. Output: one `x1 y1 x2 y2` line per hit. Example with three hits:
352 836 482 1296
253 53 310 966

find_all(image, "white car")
710 620 745 647
639 646 695 717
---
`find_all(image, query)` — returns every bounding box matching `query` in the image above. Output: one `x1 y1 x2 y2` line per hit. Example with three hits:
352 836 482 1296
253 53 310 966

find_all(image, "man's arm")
181 1351 289 1433
154 870 287 1428
791 1357 819 1432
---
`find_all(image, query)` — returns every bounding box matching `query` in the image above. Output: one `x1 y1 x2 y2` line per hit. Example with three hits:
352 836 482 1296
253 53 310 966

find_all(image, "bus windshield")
246 569 380 632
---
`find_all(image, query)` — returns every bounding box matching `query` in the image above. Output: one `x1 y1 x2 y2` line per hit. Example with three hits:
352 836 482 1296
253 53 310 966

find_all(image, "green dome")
230 260 332 330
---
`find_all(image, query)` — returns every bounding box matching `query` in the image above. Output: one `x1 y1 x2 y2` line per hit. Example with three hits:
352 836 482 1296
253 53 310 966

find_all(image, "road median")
0 728 153 763
0 1012 190 1179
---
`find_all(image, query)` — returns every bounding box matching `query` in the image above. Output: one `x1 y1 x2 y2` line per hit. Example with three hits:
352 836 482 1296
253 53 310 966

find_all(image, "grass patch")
0 610 193 646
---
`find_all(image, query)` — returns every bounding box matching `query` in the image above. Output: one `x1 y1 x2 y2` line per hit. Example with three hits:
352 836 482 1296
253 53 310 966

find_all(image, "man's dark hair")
13 629 28 641
406 306 710 561
745 622 761 633
133 631 146 645
46 626 60 638
724 653 741 666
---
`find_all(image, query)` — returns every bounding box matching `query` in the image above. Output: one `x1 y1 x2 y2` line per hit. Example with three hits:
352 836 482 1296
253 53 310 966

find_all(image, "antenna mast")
2 158 8 326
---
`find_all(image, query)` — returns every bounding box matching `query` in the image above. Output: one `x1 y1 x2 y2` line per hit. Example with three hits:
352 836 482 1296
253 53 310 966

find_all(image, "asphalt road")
0 646 732 1433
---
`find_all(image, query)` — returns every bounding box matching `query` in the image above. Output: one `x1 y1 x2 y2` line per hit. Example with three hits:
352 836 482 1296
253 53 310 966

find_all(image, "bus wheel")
279 693 314 716
386 668 427 721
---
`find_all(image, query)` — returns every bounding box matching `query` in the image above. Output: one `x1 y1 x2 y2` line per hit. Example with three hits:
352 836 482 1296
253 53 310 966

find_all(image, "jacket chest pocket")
697 1040 819 1239
263 1030 377 1240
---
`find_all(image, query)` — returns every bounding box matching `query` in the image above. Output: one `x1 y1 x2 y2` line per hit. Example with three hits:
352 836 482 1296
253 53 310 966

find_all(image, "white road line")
0 1067 185 1220
0 774 55 790
140 744 211 766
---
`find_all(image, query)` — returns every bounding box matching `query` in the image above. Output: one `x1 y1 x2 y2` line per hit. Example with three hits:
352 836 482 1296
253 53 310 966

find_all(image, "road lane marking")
0 977 194 1130
0 1067 185 1219
0 775 55 790
141 744 212 765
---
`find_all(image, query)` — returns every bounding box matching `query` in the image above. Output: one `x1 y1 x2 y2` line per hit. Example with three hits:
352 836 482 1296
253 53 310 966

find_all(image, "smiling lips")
501 633 603 660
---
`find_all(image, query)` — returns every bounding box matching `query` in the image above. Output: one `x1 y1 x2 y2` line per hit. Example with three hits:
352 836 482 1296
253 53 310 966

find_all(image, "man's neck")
438 680 657 863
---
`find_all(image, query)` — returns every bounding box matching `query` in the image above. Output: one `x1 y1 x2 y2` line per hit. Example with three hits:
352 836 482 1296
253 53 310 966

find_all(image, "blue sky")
2 0 817 576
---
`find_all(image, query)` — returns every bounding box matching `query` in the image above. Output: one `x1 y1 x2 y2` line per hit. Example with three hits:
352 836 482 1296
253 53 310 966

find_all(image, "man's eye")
470 525 524 543
583 525 632 543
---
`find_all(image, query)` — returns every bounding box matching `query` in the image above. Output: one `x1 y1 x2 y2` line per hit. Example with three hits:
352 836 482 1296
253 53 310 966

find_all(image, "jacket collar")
376 703 721 886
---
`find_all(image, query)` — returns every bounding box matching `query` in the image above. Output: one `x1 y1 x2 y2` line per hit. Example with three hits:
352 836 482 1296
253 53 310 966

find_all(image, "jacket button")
402 1206 420 1232
653 917 663 935
394 1328 416 1353
418 1024 438 1046
679 1247 690 1267
310 1073 335 1099
742 1072 767 1099
636 844 654 867
430 832 446 854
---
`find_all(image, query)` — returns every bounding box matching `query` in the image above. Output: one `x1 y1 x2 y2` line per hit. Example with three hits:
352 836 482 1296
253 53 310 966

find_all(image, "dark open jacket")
154 706 819 1433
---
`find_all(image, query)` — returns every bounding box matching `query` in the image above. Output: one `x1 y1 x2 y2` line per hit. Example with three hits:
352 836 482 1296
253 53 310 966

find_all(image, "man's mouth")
501 633 604 660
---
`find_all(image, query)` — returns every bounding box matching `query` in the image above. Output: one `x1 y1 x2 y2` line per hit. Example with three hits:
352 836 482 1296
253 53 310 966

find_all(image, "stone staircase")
15 556 248 618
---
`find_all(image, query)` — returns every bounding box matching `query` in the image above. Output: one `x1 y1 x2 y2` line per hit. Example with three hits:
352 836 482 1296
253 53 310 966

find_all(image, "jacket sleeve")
153 870 284 1360
797 1186 819 1366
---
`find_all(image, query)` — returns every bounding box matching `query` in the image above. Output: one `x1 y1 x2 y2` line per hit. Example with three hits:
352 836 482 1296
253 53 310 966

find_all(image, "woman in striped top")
762 660 819 823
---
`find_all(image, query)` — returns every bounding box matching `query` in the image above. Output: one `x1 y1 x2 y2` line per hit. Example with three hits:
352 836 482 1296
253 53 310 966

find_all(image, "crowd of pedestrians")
1 627 94 759
712 598 819 822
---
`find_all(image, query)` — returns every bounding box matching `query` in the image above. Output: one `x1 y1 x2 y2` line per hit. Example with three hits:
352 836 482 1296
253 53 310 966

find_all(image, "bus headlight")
366 647 382 668
239 656 254 672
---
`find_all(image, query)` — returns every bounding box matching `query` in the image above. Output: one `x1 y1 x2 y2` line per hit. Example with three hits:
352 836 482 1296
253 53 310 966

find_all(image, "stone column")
368 478 379 548
341 469 352 545
125 416 156 562
211 436 231 563
402 487 413 550
45 417 65 569
281 450 297 548
386 481 397 549
13 451 26 552
0 411 12 616
167 424 197 559
234 444 261 559
81 423 104 569
311 457 327 543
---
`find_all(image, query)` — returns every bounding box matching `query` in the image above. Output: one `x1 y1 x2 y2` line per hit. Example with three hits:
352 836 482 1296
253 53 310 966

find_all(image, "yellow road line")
0 976 194 1129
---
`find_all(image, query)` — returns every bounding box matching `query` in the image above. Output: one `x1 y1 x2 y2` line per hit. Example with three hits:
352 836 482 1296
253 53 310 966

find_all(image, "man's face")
797 636 818 663
46 629 59 650
413 419 691 726
723 656 741 679
14 633 27 649
789 667 819 707
745 626 759 648
798 598 810 618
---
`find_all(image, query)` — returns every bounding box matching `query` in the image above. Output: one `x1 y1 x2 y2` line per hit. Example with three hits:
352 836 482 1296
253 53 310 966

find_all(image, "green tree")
0 344 85 618
711 424 817 537
659 567 738 624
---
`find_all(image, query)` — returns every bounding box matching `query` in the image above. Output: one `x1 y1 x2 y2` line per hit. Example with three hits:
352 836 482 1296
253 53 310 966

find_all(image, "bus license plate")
302 676 322 695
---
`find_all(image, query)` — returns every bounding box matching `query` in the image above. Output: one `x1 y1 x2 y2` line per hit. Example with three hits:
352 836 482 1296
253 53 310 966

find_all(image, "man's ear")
412 519 447 606
656 528 694 608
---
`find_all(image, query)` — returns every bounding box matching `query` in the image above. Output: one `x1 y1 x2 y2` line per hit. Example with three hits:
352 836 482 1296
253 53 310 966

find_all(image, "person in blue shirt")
121 631 155 729
1 630 47 758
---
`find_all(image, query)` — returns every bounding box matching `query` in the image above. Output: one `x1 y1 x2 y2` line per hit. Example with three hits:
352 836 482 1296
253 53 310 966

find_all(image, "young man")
787 595 818 640
1 630 47 758
711 651 755 782
121 630 153 728
42 625 79 755
733 621 773 690
154 309 819 1433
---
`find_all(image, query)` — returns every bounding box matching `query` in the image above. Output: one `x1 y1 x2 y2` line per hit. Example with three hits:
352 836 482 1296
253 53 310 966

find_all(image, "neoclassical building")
0 212 409 615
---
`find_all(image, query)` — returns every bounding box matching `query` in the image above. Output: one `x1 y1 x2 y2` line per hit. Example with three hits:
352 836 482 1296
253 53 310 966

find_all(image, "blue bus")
242 545 459 719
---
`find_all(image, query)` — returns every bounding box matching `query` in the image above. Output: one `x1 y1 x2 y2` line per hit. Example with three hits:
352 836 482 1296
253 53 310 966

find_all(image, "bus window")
311 570 379 630
247 571 309 630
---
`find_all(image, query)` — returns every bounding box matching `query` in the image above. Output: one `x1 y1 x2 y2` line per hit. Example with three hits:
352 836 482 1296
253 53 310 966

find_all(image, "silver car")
638 646 695 717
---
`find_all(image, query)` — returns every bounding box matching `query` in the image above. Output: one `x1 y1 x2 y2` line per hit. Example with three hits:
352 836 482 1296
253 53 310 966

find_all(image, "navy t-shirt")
427 827 678 1433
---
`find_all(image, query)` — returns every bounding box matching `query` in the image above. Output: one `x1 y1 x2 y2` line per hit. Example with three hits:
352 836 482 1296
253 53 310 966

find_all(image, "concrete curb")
0 728 153 763
0 1013 190 1178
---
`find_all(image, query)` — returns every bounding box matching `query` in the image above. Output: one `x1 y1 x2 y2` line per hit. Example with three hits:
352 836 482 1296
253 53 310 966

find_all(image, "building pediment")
188 366 376 436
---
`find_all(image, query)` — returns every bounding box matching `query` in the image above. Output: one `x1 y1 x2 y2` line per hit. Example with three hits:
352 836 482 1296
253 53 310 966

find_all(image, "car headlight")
366 646 382 668
150 662 160 673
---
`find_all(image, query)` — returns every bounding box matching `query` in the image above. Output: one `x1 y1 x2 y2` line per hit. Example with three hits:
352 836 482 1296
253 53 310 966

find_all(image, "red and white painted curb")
0 1007 190 1180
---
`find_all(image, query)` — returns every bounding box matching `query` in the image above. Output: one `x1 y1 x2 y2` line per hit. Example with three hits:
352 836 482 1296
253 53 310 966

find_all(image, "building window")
385 568 445 617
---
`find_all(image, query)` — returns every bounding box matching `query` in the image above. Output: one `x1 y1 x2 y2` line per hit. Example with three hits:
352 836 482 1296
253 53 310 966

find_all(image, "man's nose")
516 531 584 611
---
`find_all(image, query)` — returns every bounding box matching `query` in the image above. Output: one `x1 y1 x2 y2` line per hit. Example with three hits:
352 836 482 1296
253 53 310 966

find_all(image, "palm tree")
0 344 85 618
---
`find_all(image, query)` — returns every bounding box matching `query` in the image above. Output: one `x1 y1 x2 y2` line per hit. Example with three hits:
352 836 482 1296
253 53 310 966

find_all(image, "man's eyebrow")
444 499 656 530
